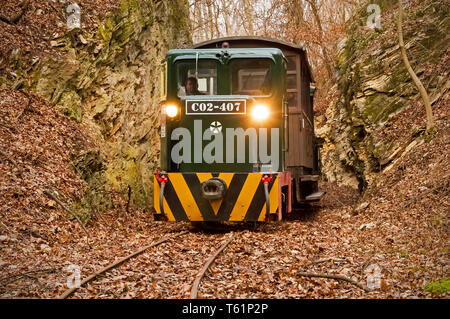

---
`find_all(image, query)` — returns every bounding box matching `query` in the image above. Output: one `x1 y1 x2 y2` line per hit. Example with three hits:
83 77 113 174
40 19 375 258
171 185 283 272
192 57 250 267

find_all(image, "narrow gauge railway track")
190 234 235 299
58 230 237 299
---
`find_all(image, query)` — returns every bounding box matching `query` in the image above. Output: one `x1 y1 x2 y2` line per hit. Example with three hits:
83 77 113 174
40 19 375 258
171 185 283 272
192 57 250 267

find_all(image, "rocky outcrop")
317 0 449 191
1 0 191 217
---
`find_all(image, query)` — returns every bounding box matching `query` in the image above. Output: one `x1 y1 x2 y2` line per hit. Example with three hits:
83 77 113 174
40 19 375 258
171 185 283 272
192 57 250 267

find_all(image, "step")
305 191 326 201
299 175 319 182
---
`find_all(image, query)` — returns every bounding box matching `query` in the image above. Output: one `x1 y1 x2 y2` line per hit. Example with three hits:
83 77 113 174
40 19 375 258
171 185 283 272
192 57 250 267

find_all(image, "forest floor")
0 177 447 298
0 86 448 298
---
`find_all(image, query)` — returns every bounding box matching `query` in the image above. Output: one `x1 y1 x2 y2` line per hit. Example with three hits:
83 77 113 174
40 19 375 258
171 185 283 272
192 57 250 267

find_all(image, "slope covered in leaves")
0 89 89 221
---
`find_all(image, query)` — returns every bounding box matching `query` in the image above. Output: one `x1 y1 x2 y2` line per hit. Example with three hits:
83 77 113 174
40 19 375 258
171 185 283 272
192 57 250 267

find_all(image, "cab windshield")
231 59 273 96
177 60 217 96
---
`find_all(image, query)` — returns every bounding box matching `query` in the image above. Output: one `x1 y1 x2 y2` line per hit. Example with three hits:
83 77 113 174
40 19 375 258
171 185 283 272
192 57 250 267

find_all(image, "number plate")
185 100 246 115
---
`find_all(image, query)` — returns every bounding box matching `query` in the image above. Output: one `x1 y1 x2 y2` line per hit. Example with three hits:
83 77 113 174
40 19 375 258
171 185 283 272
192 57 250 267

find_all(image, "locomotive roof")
192 36 314 82
192 36 306 52
167 47 285 59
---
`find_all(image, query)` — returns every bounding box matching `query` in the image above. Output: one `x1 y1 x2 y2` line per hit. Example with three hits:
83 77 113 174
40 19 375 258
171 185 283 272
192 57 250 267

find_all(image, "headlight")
251 104 270 121
165 104 178 118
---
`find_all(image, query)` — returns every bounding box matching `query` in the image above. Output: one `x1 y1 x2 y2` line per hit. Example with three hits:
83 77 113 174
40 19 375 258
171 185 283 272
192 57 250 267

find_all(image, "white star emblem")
209 121 222 134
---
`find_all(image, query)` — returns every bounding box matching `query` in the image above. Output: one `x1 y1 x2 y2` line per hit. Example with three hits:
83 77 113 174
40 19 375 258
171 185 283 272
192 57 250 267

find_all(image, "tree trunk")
243 0 255 36
307 0 335 82
397 0 434 130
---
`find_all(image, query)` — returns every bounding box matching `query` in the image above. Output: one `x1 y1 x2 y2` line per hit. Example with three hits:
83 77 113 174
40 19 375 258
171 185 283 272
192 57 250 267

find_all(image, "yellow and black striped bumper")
154 173 279 222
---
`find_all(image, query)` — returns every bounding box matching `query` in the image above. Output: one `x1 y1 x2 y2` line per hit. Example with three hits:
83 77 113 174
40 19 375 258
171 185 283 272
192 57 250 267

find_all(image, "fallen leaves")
0 79 448 299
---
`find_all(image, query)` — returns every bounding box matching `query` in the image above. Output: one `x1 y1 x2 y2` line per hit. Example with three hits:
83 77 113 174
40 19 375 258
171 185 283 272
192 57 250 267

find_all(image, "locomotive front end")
154 48 290 222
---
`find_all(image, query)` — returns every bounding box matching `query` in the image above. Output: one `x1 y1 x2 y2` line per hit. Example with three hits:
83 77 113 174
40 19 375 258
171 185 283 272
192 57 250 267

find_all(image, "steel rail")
190 233 236 299
58 231 188 299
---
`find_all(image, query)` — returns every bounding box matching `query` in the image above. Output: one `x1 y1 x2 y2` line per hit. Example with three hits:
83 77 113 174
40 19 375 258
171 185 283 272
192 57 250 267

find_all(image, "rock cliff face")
1 0 191 217
317 0 449 191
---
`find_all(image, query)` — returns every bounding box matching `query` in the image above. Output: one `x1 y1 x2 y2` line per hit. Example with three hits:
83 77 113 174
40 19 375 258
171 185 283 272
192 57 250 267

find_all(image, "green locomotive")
154 37 324 222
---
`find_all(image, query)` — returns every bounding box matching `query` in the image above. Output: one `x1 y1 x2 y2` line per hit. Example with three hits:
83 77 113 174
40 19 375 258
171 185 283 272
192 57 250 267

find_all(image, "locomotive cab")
154 38 323 222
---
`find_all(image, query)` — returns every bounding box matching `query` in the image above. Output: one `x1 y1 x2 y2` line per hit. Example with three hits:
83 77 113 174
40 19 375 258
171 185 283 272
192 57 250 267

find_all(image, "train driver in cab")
185 77 203 95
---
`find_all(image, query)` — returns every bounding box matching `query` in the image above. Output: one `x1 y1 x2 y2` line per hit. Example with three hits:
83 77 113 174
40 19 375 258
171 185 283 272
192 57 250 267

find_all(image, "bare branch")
44 189 90 238
297 271 370 292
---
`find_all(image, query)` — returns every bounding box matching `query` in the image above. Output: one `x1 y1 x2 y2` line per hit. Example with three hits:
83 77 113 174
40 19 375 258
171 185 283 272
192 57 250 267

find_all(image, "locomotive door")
285 53 313 170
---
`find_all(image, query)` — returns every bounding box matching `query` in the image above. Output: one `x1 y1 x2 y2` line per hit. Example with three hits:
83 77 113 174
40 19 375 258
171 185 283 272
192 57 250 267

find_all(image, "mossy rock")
92 94 111 117
99 16 115 44
363 93 405 124
56 90 83 122
70 150 113 222
71 150 106 181
104 143 153 208
424 278 450 295
105 155 151 208
2 0 191 216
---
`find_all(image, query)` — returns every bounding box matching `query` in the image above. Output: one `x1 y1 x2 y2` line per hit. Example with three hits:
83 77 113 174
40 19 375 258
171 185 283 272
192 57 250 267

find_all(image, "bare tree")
305 0 335 81
188 0 359 95
397 0 434 130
